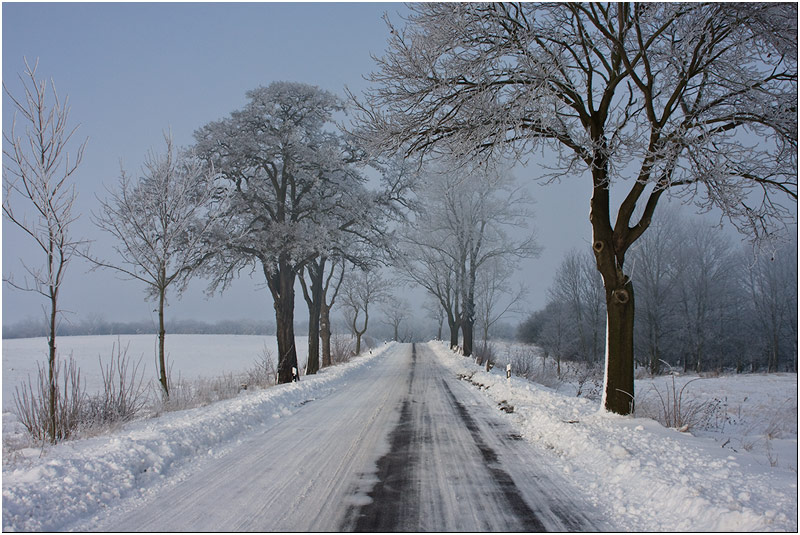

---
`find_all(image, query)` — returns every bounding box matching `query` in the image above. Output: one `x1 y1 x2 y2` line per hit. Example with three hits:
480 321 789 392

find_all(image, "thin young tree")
380 293 411 342
629 208 683 375
340 267 390 355
354 3 797 414
422 296 445 341
319 258 347 367
474 257 528 356
90 133 220 398
3 58 88 443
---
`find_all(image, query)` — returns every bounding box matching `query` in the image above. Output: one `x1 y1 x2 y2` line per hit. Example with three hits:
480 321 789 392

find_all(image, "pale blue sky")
3 2 433 327
3 2 733 331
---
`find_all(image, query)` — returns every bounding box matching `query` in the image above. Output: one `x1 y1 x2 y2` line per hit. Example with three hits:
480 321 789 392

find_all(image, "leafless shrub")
244 344 277 389
504 345 539 380
82 340 147 428
474 343 496 371
155 372 240 413
153 345 278 415
330 334 356 365
635 376 725 432
562 361 603 400
12 356 86 443
499 345 564 390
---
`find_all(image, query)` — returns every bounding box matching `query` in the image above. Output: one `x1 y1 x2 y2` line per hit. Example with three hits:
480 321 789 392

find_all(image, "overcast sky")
2 2 759 332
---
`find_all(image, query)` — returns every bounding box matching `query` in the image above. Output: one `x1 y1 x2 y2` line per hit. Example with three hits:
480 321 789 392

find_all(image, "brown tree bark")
447 312 460 351
589 150 652 415
462 317 474 359
320 301 333 367
268 257 299 384
300 259 325 375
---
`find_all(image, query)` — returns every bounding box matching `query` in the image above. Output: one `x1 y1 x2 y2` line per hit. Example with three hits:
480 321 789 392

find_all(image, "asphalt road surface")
93 342 602 531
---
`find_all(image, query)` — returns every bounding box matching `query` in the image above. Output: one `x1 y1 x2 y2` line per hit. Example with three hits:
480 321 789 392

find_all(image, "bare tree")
630 208 684 375
298 155 413 375
422 296 445 341
743 241 797 372
354 3 797 414
475 257 528 354
396 164 539 358
3 58 87 443
89 133 219 398
674 225 738 373
396 221 462 350
194 82 361 384
547 249 605 364
381 292 411 342
319 258 347 367
340 268 391 355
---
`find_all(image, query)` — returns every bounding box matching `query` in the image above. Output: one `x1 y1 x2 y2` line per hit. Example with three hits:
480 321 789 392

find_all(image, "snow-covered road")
89 342 602 531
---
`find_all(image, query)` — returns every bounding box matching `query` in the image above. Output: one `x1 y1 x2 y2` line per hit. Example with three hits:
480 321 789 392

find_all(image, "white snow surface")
2 334 309 410
429 341 798 532
2 337 797 532
2 342 386 532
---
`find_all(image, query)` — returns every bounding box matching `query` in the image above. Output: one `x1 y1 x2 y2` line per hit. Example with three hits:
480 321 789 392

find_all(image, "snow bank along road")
86 342 603 531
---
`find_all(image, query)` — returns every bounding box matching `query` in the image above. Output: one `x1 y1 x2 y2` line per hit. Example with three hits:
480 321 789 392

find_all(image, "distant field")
2 334 309 410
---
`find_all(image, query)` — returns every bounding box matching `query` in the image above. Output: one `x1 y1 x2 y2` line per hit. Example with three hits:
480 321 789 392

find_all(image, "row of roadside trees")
520 210 798 375
3 63 416 444
3 55 530 445
5 4 798 448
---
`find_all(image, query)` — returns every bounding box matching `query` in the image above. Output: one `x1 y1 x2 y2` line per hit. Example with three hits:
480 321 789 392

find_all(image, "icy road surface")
92 343 602 531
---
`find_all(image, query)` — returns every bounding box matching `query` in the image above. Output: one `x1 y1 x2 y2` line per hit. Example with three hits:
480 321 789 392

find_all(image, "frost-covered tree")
380 292 411 342
3 58 87 442
340 268 391 355
422 296 445 341
319 258 347 367
743 241 798 372
396 218 462 350
354 3 798 414
475 257 527 354
91 133 219 398
629 208 683 375
194 82 360 384
299 154 414 374
396 164 538 358
547 249 605 364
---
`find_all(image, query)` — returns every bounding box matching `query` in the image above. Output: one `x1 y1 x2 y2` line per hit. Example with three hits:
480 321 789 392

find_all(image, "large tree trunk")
300 260 325 375
447 316 460 351
320 301 332 367
590 153 645 416
268 258 299 384
601 278 636 415
462 317 474 359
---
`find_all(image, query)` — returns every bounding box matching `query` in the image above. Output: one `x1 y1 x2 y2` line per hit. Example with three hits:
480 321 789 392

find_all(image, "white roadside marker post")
506 363 512 381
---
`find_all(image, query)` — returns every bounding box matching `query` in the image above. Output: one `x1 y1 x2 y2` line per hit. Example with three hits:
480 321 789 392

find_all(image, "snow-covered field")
2 337 797 531
431 342 797 531
636 372 798 473
2 342 394 531
2 334 309 410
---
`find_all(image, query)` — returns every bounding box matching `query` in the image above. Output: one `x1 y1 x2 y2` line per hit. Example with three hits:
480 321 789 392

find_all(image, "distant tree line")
519 210 798 375
2 317 279 339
